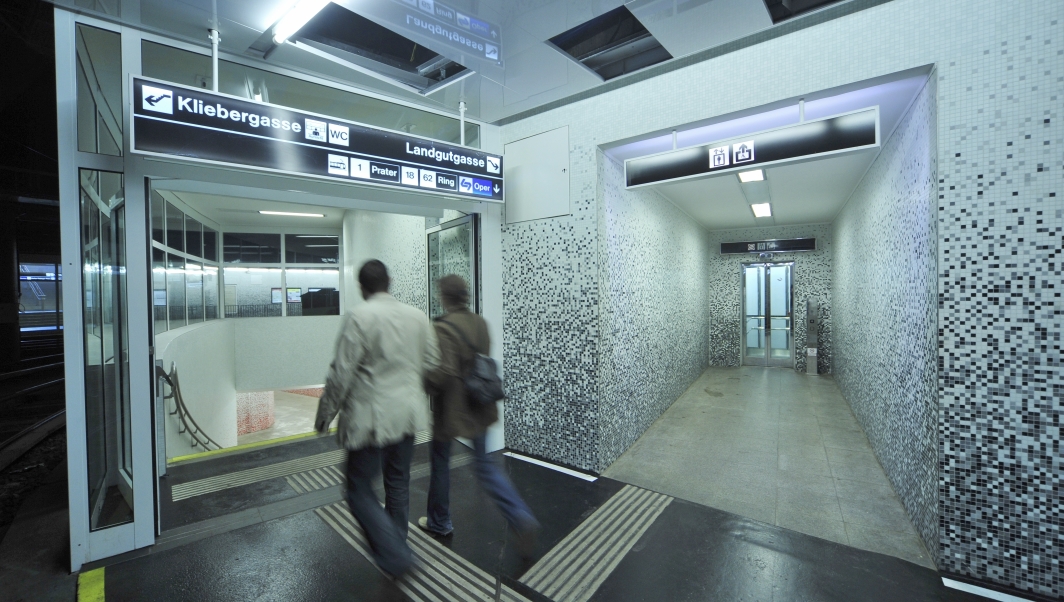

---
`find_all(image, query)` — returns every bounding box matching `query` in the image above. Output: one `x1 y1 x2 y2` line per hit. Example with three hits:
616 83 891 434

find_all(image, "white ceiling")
608 70 929 230
159 190 348 229
52 0 852 123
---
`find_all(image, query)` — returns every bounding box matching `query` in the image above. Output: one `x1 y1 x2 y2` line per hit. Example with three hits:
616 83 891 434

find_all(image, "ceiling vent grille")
763 0 845 24
547 6 672 81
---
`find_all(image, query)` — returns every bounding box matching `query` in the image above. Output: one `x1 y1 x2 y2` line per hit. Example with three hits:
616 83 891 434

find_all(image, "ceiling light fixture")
259 210 325 217
304 244 339 247
738 169 764 183
751 203 772 218
272 0 331 46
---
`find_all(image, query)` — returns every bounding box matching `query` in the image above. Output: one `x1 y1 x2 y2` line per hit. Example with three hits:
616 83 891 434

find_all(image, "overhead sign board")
625 108 878 189
721 238 817 255
131 77 503 202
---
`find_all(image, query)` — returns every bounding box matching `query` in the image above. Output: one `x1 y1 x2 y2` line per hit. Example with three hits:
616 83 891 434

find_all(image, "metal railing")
156 362 222 452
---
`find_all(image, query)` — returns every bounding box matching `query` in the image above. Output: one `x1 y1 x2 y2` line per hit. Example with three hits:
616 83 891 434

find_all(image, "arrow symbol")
493 184 500 193
492 30 498 38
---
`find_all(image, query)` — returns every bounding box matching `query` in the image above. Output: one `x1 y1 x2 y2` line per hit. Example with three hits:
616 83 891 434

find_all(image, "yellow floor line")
77 567 104 602
168 428 337 465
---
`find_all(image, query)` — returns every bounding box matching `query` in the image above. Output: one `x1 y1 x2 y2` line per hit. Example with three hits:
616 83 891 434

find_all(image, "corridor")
604 367 933 568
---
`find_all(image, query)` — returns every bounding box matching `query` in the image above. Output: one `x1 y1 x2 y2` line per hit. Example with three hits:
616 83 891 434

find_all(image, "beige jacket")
316 293 440 450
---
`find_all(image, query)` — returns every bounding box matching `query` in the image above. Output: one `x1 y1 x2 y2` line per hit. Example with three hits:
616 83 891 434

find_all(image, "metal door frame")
740 261 794 368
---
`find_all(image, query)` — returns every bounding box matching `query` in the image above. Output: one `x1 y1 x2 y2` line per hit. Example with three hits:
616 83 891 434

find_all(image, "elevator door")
742 263 794 367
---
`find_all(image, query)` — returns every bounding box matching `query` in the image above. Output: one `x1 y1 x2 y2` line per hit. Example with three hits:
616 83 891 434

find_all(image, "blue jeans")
426 434 538 535
345 435 414 576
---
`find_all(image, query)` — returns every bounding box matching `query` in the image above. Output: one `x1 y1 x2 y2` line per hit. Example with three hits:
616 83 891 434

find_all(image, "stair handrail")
156 362 222 451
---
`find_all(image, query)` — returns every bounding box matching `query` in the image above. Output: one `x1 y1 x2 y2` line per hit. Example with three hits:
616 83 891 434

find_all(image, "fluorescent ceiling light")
273 0 330 45
751 203 772 218
259 210 325 217
295 235 336 238
304 244 338 247
738 169 764 183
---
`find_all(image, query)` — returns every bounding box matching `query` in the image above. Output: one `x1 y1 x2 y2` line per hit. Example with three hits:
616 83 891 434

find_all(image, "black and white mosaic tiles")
501 144 601 471
706 224 833 374
936 4 1063 596
596 154 711 470
833 76 939 564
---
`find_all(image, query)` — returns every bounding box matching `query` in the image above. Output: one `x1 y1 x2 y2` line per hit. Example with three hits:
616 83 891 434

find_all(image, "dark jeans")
426 433 538 535
345 435 415 576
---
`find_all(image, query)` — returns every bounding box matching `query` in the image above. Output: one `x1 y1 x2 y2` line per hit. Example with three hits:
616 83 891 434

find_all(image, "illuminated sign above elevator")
131 77 503 202
624 108 879 189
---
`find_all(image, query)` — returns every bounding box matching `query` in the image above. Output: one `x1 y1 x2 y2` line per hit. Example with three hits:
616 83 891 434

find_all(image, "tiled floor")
236 390 329 445
603 366 935 568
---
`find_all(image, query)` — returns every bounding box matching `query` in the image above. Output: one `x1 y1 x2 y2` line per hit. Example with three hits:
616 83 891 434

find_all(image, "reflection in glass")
76 24 122 156
185 261 203 323
151 192 165 245
222 267 283 317
166 202 184 252
428 219 475 319
223 233 281 264
18 263 62 331
284 268 340 316
203 227 218 262
203 266 219 320
80 168 133 531
285 234 339 264
152 248 167 335
166 254 186 328
185 217 203 259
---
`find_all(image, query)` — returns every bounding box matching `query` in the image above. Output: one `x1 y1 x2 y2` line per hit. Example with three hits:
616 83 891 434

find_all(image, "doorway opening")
742 262 793 367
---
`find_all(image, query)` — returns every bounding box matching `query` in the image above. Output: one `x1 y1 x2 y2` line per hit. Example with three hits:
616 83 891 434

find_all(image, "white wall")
156 320 237 457
343 209 428 312
233 316 343 391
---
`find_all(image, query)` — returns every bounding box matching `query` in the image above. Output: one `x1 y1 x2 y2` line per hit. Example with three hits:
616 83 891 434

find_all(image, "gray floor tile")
844 523 936 569
837 495 917 534
776 511 849 546
778 451 832 476
776 487 843 522
820 427 872 451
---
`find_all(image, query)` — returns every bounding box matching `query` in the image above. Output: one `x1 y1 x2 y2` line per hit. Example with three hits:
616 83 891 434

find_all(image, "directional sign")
720 238 817 254
130 77 503 202
625 108 878 189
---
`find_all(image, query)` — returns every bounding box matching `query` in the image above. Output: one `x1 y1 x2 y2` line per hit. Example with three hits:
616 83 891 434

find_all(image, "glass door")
427 215 477 318
80 169 134 531
742 262 793 367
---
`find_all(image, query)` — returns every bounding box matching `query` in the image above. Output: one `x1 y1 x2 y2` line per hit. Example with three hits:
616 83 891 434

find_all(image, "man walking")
419 275 539 554
315 260 439 578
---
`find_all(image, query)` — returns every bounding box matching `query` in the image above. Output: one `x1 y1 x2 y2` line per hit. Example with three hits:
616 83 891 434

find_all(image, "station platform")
74 437 984 602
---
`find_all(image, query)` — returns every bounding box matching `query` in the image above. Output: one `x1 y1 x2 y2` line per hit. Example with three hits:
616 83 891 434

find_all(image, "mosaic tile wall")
596 153 712 470
343 210 428 312
501 143 601 471
499 1 1062 592
832 77 940 562
935 4 1062 595
705 224 833 374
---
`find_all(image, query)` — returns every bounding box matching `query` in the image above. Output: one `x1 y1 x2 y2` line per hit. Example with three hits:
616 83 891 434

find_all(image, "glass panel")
285 234 339 264
76 25 122 156
166 254 186 328
18 263 60 331
152 248 167 335
428 221 474 319
140 41 478 146
223 233 281 263
185 261 204 324
151 192 165 245
185 217 203 259
203 265 219 320
202 228 218 262
768 265 792 361
284 268 340 316
79 168 133 531
222 267 282 317
165 202 184 253
743 265 765 360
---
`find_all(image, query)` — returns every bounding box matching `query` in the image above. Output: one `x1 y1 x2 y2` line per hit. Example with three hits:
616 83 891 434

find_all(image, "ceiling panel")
628 0 772 59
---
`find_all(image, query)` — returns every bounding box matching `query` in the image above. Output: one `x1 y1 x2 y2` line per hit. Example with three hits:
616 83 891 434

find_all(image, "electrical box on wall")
503 126 570 224
806 298 819 375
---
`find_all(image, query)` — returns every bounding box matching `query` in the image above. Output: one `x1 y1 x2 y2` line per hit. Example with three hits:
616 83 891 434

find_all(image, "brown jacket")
425 307 498 440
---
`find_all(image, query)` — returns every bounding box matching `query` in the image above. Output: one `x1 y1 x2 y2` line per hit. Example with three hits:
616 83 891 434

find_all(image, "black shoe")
514 522 541 559
417 516 453 536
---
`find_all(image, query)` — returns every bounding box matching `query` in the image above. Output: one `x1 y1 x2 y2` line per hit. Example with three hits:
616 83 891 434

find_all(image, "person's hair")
438 274 469 307
358 260 390 294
